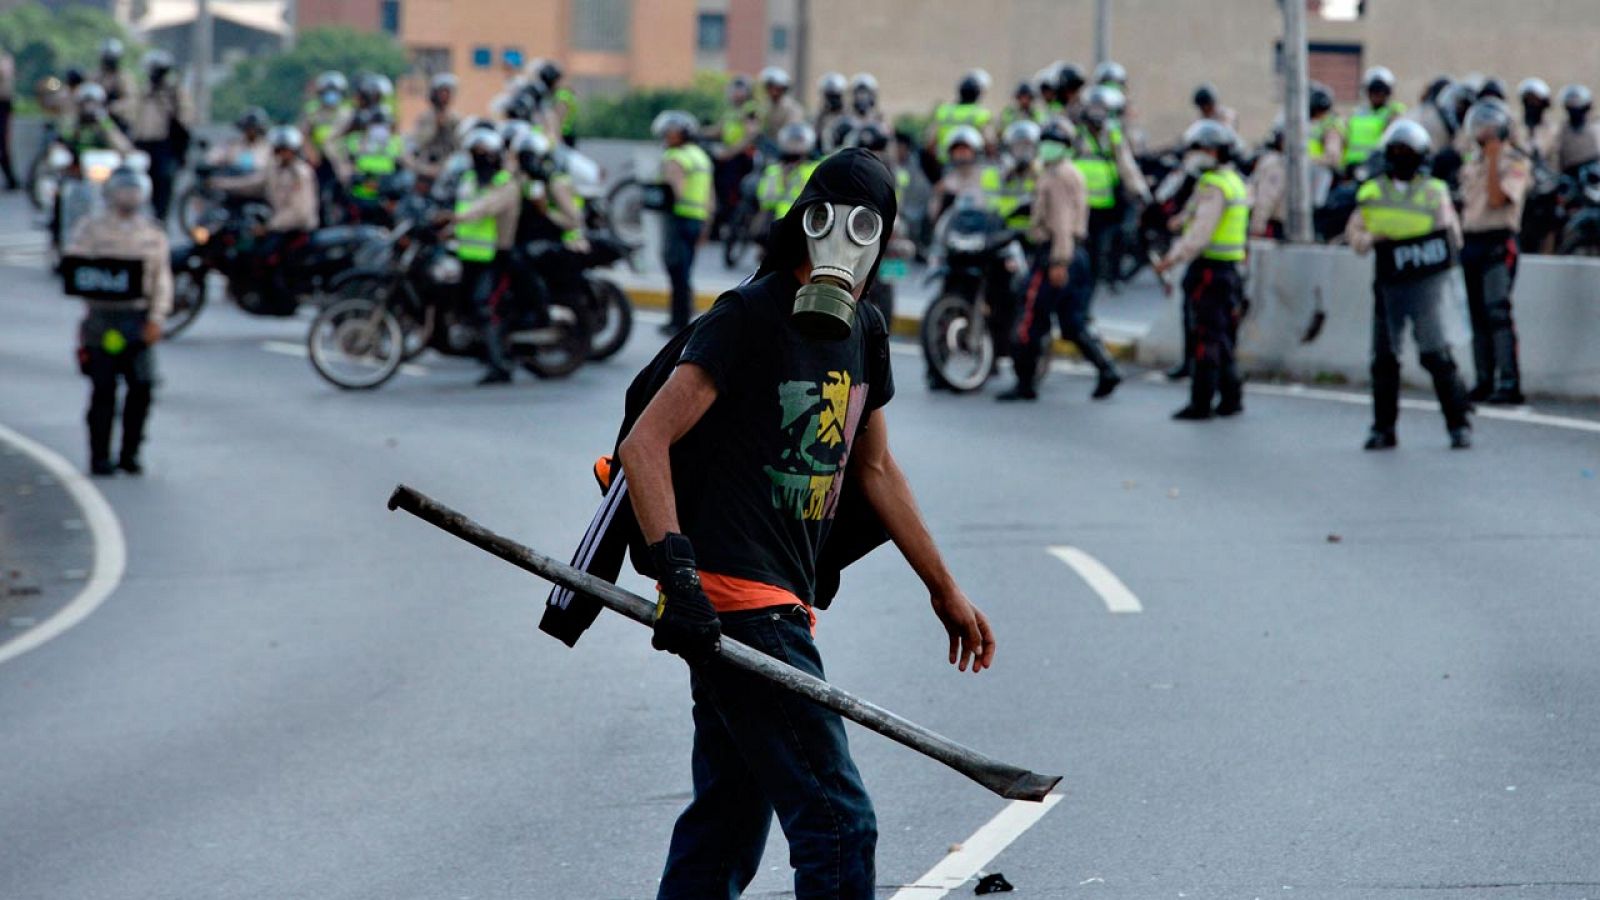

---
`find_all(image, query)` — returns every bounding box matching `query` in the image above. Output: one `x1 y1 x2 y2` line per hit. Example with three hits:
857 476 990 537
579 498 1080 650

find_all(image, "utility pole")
793 0 810 106
1093 0 1110 66
284 0 297 50
1281 0 1313 242
193 0 214 125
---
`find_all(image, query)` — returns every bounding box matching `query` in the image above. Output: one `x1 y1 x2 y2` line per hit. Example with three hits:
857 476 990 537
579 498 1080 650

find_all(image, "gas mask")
368 125 391 146
471 153 500 181
1571 108 1591 129
792 201 883 340
1385 147 1423 182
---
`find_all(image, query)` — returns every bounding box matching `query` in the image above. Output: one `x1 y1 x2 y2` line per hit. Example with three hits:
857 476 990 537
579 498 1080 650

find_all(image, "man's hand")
649 533 721 660
141 319 162 345
930 584 995 674
1484 135 1503 159
1048 261 1069 288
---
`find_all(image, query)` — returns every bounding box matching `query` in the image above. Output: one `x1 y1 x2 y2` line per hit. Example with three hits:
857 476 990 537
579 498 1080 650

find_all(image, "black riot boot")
997 344 1040 402
1421 351 1473 449
1072 331 1122 399
1214 356 1244 416
1365 353 1401 450
118 381 152 474
1486 329 1524 405
1468 331 1495 403
1172 361 1216 420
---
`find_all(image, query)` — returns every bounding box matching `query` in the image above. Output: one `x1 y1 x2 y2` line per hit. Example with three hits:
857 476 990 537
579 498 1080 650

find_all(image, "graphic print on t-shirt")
766 370 870 522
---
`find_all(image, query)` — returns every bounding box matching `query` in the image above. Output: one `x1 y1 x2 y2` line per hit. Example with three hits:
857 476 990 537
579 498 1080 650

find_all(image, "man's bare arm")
616 363 719 543
852 408 995 673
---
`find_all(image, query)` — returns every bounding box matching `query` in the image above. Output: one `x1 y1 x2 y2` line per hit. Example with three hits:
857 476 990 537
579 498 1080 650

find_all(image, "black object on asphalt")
975 872 1015 893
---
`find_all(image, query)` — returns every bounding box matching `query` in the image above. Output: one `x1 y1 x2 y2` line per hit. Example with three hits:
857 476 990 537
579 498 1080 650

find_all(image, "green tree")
0 2 137 110
578 71 729 140
212 27 408 125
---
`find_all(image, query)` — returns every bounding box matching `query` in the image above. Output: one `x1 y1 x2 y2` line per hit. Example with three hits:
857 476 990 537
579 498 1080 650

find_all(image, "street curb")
623 286 1139 363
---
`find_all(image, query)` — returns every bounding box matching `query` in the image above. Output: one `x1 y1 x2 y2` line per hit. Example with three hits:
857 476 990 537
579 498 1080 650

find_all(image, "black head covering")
757 147 898 293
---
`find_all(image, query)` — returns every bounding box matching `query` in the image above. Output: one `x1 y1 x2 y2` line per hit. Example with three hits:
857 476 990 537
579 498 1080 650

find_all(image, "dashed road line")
0 422 127 666
888 794 1064 899
1047 545 1143 613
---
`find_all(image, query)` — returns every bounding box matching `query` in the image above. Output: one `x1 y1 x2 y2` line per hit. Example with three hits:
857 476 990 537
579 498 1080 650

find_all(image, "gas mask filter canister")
792 202 883 341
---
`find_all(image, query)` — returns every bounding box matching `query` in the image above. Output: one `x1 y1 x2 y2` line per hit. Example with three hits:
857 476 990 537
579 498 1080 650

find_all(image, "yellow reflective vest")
1194 168 1249 262
455 169 512 262
662 144 712 221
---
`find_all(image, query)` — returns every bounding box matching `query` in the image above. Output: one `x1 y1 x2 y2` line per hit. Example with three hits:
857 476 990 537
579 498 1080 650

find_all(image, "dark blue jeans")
662 215 704 328
657 606 877 900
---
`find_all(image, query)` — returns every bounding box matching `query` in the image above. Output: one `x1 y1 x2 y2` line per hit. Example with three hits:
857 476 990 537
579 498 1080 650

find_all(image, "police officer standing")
96 39 135 129
1000 81 1045 132
1344 121 1472 450
925 71 994 177
1546 85 1600 177
655 111 714 335
1075 85 1150 291
757 68 806 145
814 72 849 153
408 73 461 182
128 51 191 220
1458 101 1531 405
440 130 522 384
65 167 171 476
253 126 321 315
1517 78 1557 167
1000 120 1121 402
1343 67 1407 174
1153 121 1249 421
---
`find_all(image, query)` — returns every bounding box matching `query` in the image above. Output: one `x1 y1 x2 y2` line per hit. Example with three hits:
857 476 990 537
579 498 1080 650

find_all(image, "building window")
472 45 493 69
379 0 400 35
572 0 631 52
503 47 524 70
412 46 452 79
697 12 727 52
770 25 788 51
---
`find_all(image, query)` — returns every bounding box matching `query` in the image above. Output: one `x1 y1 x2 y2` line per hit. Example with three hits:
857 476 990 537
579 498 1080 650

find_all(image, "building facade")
800 0 1600 149
693 0 797 82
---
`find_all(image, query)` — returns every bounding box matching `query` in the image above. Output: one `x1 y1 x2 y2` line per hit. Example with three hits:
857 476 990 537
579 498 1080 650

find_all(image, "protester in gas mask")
65 166 172 476
1345 120 1472 450
614 148 995 900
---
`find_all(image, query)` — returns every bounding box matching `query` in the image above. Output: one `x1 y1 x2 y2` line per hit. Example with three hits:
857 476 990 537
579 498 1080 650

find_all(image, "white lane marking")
888 794 1063 899
1047 546 1143 613
0 422 128 666
260 340 429 377
888 343 1600 434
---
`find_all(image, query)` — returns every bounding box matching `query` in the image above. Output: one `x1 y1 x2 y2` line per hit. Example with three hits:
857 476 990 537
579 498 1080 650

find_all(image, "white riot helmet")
104 165 150 213
942 124 984 157
464 129 505 157
818 72 847 96
268 125 304 153
850 73 878 95
1380 118 1432 155
1003 120 1042 163
1092 60 1127 87
777 121 816 156
1183 118 1237 153
966 68 992 92
1082 85 1122 127
74 82 108 115
500 119 536 151
759 66 791 90
1363 66 1397 93
430 72 458 93
1518 77 1551 102
650 109 697 141
1464 99 1514 143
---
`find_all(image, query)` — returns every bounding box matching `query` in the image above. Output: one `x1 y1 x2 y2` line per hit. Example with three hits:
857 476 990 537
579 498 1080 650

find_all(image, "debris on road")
975 872 1015 893
1326 533 1343 543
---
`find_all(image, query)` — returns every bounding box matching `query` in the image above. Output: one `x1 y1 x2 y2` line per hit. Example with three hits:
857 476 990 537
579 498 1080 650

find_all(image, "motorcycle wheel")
515 310 591 379
723 206 753 270
582 276 633 361
306 295 406 390
163 268 208 339
334 272 431 361
921 294 995 393
27 155 55 213
604 178 646 247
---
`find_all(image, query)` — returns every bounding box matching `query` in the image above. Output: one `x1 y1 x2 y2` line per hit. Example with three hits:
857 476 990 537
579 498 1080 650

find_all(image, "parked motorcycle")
306 219 590 390
920 201 1028 392
1557 162 1600 257
521 230 637 361
164 203 387 338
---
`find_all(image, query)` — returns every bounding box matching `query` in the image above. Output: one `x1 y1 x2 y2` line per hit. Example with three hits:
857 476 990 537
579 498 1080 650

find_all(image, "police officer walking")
1153 121 1249 421
654 111 714 335
1457 101 1531 405
1344 121 1472 450
65 167 171 476
999 120 1121 402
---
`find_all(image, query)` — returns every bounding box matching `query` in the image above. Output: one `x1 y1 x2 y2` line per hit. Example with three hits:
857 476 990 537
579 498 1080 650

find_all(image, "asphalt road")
2 195 1599 899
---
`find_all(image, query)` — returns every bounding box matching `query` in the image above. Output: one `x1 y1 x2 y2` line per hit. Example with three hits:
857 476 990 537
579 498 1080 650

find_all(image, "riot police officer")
814 72 849 153
1075 86 1150 291
926 71 994 172
654 110 714 335
1153 120 1250 421
441 130 522 384
64 166 171 475
128 50 191 220
1458 101 1531 405
1343 66 1408 173
408 73 461 182
1344 120 1472 450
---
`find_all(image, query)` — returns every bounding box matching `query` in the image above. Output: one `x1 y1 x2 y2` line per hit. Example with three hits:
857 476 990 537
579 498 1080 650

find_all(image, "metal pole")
793 0 810 108
1282 0 1313 242
387 484 1063 803
193 0 213 126
284 0 297 50
1094 0 1110 66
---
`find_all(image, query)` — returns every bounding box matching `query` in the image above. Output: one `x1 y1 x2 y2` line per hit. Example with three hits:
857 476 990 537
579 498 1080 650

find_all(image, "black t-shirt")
675 270 894 603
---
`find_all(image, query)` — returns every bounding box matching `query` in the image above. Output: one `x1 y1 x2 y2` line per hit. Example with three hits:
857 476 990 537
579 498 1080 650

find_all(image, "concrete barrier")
1138 240 1600 400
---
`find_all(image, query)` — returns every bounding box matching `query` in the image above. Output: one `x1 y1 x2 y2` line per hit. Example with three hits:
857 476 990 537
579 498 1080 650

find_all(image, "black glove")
648 533 721 660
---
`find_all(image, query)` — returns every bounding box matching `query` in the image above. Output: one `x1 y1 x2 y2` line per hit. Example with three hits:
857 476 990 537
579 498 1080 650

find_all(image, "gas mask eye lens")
801 202 835 239
845 207 882 246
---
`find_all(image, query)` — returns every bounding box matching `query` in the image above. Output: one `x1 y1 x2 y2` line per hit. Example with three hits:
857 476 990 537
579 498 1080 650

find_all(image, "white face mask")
368 125 392 146
791 201 883 340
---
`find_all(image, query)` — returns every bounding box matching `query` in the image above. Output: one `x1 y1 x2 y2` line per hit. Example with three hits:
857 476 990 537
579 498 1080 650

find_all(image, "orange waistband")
700 571 815 632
